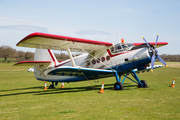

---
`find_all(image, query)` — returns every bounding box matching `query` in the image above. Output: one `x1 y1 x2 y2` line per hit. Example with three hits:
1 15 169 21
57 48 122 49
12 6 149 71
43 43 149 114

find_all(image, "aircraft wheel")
138 80 147 88
114 82 124 90
48 84 55 89
55 82 58 86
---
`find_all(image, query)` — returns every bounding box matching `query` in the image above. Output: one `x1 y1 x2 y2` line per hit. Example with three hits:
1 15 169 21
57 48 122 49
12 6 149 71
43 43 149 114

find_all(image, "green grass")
0 62 180 119
0 58 16 63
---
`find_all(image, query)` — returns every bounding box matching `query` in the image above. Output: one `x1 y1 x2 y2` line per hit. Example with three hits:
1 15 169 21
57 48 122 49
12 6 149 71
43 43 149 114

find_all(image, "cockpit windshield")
110 43 134 53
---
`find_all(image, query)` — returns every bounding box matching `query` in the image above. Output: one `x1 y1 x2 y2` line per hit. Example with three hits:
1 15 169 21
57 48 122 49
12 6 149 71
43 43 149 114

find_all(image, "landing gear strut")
114 70 148 90
114 71 124 90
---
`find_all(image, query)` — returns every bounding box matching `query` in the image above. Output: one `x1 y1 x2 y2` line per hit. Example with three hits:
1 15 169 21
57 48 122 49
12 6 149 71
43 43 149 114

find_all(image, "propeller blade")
151 54 155 70
142 37 154 51
155 34 159 49
156 54 167 66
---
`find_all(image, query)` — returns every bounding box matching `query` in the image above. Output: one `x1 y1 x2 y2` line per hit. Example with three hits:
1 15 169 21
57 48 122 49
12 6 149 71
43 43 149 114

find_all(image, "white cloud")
0 15 47 32
0 15 30 25
115 7 139 14
0 25 47 32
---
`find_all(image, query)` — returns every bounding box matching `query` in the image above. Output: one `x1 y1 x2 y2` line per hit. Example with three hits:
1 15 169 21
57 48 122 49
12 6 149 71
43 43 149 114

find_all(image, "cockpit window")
110 43 134 53
126 43 131 47
122 43 128 50
111 44 123 53
130 43 135 47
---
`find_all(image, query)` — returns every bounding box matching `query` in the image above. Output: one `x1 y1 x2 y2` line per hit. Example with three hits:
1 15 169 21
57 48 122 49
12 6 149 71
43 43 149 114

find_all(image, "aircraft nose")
148 48 153 58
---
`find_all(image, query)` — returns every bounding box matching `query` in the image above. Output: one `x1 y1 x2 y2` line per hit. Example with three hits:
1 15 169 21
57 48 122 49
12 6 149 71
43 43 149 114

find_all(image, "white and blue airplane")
14 32 168 90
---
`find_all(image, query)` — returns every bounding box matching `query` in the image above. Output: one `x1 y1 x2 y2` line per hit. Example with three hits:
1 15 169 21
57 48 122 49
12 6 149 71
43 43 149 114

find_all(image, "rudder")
34 49 58 67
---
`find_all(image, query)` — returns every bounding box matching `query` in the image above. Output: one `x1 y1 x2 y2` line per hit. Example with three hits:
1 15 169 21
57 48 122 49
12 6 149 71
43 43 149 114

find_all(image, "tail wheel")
138 80 147 88
114 82 124 90
49 82 55 89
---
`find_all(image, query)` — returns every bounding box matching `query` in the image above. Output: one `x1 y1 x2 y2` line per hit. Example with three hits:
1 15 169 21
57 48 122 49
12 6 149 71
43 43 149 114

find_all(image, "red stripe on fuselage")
107 49 132 57
55 60 71 68
47 49 57 66
47 49 71 68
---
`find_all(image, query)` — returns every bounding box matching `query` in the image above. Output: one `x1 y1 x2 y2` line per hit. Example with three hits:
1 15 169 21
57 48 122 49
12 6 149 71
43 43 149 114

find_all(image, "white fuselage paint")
34 47 151 82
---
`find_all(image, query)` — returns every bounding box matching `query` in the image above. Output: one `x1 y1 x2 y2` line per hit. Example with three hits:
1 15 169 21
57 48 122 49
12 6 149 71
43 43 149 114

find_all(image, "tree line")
159 54 180 62
0 45 179 63
0 45 69 63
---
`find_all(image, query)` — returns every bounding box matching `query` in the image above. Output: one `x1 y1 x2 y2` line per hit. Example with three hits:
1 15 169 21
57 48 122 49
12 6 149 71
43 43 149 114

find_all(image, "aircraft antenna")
113 38 115 44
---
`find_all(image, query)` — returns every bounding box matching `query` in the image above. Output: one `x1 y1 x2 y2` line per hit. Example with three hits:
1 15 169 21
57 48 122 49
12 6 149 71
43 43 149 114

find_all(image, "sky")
0 0 180 55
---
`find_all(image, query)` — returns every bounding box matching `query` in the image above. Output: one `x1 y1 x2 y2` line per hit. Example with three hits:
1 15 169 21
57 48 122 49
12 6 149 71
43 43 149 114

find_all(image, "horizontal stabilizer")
13 61 51 66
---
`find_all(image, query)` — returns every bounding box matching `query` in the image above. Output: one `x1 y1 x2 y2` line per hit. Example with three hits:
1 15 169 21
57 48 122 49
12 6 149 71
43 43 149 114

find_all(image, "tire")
138 80 147 88
48 84 55 89
114 82 124 90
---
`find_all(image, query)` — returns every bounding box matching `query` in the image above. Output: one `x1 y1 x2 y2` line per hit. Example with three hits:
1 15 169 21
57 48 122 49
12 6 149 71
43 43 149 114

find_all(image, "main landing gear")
114 82 124 90
114 70 148 90
48 82 59 89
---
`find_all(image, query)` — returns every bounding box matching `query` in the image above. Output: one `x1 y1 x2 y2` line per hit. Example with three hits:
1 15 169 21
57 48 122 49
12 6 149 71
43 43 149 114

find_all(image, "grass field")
0 58 16 63
0 62 180 120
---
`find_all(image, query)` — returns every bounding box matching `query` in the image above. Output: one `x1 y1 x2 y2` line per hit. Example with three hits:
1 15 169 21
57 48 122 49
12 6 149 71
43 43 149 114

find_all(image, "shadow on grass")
0 86 44 92
0 83 139 97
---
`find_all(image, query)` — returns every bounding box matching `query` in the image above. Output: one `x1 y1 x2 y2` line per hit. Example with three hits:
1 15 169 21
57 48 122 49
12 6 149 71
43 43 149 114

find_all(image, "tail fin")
34 49 58 67
34 49 58 80
14 49 58 81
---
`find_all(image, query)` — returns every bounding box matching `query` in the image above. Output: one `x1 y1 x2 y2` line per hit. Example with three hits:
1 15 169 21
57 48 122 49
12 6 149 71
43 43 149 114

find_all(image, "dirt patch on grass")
168 64 180 68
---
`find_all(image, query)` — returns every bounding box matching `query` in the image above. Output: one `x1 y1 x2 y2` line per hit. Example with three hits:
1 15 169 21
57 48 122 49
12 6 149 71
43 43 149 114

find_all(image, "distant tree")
16 50 26 61
55 53 69 61
1 45 180 63
159 54 180 62
24 52 34 60
0 45 17 63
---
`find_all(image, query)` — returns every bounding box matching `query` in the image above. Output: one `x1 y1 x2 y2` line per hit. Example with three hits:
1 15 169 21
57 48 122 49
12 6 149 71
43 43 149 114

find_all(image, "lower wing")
134 65 163 73
48 67 115 80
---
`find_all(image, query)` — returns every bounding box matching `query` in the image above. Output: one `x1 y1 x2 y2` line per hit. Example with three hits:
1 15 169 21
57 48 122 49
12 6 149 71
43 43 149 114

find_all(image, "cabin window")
101 57 105 62
106 55 110 61
92 59 96 65
97 58 100 63
87 61 90 66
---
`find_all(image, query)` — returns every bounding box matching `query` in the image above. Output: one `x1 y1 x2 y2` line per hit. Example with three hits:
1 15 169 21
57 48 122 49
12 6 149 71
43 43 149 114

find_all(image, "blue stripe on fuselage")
106 57 151 73
36 57 151 82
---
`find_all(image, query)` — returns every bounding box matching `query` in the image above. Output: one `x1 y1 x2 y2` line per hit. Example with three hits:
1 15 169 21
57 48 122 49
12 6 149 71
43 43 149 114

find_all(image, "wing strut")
66 47 76 67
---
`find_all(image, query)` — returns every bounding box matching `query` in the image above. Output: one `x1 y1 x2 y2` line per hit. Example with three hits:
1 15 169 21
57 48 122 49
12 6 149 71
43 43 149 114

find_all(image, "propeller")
142 34 167 71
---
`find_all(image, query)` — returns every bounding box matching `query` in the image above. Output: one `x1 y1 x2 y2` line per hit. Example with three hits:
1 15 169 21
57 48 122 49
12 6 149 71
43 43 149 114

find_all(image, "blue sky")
0 0 180 54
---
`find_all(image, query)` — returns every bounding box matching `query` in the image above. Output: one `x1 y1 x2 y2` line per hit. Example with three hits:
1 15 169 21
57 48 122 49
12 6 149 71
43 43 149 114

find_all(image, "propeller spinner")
142 34 167 71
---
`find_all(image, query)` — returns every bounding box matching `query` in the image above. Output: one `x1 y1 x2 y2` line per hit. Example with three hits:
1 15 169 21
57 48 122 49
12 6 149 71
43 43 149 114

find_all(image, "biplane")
14 32 168 90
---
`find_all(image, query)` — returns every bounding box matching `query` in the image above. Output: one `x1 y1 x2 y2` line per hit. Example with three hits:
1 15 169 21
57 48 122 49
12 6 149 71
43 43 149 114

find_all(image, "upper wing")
17 32 113 53
133 42 168 48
